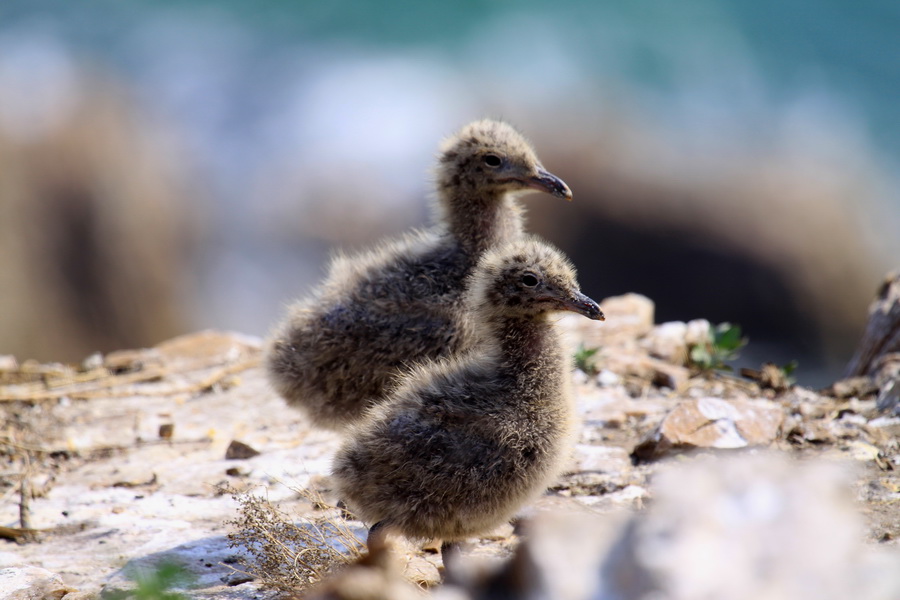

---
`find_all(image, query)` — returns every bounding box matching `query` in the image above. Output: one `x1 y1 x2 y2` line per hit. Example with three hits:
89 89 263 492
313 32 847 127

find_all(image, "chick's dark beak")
525 168 572 200
561 291 604 321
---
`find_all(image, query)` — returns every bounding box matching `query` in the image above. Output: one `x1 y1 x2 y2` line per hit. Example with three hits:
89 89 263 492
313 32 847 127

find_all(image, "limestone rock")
0 567 74 600
559 293 654 350
600 293 655 339
633 397 784 461
572 444 632 474
598 354 690 390
640 318 711 365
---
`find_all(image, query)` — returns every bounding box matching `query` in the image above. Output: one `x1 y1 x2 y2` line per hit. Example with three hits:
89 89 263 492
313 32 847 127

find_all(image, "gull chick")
266 120 571 429
332 237 603 561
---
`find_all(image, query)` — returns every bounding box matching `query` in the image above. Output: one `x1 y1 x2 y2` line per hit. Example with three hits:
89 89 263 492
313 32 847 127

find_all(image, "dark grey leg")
440 540 461 575
336 499 353 520
367 520 389 552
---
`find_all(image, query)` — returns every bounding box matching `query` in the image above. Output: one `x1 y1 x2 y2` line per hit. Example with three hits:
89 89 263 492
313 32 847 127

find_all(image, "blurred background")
1 0 897 386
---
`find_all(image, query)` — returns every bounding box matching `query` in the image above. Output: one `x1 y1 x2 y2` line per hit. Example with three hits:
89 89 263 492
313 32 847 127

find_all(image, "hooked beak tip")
526 168 572 200
566 291 604 321
588 306 605 321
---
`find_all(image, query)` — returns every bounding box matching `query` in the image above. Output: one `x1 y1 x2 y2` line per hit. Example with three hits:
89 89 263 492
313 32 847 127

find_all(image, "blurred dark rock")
845 270 900 378
0 66 196 362
844 270 900 415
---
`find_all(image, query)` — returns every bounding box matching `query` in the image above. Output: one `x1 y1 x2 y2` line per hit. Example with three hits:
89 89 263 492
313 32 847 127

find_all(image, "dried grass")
226 484 365 594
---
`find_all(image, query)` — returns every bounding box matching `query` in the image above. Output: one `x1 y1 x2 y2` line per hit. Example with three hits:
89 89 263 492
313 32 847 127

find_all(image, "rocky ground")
1 294 898 599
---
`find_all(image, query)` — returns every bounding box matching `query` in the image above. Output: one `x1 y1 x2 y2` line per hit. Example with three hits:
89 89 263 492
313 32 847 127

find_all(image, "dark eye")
483 153 502 167
521 273 539 287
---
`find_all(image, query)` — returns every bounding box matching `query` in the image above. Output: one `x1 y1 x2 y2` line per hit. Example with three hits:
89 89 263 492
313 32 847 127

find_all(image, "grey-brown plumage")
332 237 604 551
266 120 572 430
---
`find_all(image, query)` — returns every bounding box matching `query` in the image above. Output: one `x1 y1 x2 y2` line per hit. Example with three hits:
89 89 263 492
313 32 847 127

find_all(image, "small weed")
226 485 364 593
105 559 192 600
779 360 799 385
689 322 747 372
574 343 600 375
740 360 798 391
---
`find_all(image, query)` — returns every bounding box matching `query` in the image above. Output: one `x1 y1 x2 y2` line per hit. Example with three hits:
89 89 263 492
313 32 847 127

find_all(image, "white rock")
0 566 73 600
640 321 688 363
685 318 712 345
596 369 620 387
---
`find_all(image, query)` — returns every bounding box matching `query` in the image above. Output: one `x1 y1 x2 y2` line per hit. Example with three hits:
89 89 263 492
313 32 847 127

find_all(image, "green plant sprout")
689 322 747 372
779 359 799 385
105 559 192 600
574 343 599 375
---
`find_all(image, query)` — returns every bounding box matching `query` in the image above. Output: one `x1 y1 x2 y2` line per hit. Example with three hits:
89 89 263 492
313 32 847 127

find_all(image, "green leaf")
688 322 748 373
714 323 743 352
690 345 711 368
574 343 599 375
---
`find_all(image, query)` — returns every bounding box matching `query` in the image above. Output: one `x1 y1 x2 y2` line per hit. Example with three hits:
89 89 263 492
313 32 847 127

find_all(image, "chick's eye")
483 153 502 167
521 273 539 287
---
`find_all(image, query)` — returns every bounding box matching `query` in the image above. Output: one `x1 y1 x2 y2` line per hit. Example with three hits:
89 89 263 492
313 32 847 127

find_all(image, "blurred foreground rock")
442 453 900 600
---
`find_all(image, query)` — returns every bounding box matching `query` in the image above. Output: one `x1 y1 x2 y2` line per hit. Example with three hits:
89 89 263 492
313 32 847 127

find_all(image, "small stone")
684 319 712 346
103 347 163 374
572 369 590 385
788 420 836 445
741 363 794 392
838 440 882 462
868 415 900 429
645 358 690 390
402 554 442 588
222 571 254 586
573 445 632 474
81 352 104 371
0 355 18 371
830 376 878 399
596 369 620 387
158 423 174 440
225 440 261 460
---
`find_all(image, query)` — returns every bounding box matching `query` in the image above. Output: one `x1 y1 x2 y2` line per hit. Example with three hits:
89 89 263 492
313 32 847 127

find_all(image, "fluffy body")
266 120 570 429
332 238 603 542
